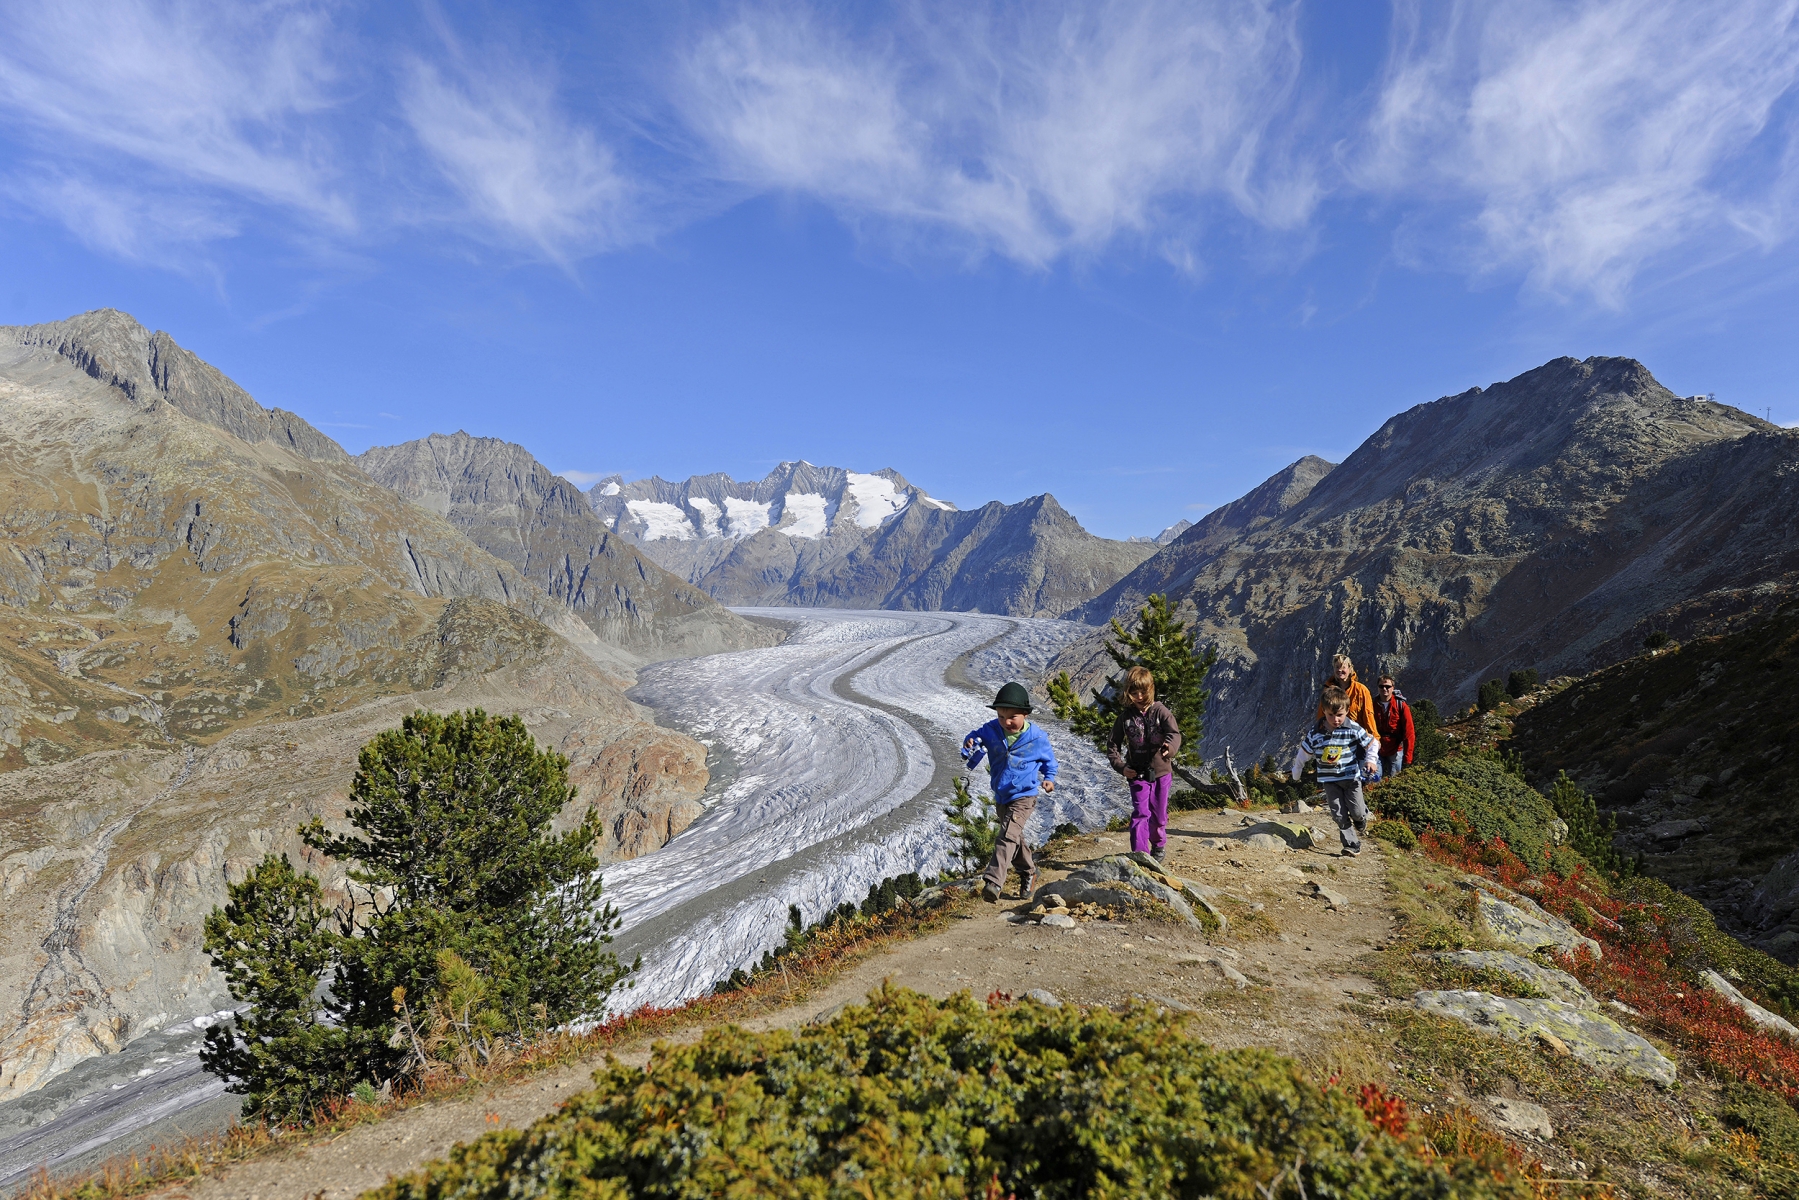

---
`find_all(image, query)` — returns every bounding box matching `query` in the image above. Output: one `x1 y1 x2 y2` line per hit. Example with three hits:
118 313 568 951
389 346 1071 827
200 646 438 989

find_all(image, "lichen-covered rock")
1432 950 1595 1006
1476 892 1602 960
1413 990 1674 1084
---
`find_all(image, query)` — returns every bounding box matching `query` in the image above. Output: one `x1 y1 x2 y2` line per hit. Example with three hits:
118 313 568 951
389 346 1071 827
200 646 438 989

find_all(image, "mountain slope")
591 464 1152 617
1054 357 1793 761
355 433 777 660
1508 600 1799 964
0 312 712 1101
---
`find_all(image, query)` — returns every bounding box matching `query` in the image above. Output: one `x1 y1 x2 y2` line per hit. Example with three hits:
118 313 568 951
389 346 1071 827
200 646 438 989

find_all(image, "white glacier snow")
600 481 621 496
686 496 722 537
722 497 772 538
607 609 1121 1012
778 492 830 538
843 472 910 527
627 499 695 540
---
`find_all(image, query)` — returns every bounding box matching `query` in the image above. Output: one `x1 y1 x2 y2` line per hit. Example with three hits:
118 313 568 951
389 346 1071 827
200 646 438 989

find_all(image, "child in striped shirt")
1291 686 1380 857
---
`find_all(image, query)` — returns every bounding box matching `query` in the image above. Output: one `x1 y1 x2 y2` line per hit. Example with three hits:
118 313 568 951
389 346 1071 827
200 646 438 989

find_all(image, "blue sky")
4 1 1798 539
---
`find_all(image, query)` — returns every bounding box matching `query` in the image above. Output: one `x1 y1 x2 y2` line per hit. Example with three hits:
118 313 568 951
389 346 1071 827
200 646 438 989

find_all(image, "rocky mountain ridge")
592 464 1153 617
355 433 776 660
1053 357 1793 763
0 312 716 1101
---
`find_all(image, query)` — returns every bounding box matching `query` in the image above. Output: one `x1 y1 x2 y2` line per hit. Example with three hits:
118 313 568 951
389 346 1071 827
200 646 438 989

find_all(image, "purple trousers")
1130 772 1172 855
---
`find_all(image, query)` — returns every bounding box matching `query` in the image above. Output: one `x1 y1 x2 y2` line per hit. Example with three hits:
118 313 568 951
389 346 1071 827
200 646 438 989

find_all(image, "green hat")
988 681 1032 712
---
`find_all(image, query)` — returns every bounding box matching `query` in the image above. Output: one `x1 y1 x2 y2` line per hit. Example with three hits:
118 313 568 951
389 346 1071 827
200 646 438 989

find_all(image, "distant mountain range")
587 464 1155 617
1053 356 1797 763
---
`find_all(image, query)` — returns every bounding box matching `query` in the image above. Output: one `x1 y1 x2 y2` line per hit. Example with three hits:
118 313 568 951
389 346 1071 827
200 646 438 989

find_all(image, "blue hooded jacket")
963 719 1059 804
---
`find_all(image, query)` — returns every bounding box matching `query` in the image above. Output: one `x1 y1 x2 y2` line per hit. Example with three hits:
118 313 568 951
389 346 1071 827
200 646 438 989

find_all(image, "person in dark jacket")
1373 674 1414 778
1108 666 1182 864
962 681 1058 902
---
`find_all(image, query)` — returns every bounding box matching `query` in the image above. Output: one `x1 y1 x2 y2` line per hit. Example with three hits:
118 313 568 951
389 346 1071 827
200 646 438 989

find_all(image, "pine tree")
202 709 635 1120
1047 593 1219 786
943 776 1000 877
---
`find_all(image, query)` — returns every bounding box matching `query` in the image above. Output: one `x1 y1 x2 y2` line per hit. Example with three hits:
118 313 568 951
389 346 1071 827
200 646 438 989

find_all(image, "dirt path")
168 804 1390 1200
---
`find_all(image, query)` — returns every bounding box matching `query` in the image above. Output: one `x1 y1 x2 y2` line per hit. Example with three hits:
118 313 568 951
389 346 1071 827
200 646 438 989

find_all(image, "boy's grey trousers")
1321 780 1367 851
984 794 1036 892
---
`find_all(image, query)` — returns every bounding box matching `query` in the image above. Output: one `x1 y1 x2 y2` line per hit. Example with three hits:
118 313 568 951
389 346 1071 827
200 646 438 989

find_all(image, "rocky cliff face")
1054 358 1794 762
355 433 777 660
0 313 711 1100
591 464 1152 618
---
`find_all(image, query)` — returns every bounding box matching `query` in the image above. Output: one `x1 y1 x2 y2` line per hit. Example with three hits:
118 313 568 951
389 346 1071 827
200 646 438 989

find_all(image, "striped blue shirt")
1296 721 1377 783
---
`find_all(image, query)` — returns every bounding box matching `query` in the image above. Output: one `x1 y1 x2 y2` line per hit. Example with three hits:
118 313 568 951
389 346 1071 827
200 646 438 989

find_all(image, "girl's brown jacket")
1108 701 1182 780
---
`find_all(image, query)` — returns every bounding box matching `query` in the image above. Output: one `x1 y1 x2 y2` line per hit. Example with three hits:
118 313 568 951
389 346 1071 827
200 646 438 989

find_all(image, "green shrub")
1505 669 1539 698
1643 630 1670 649
1476 679 1508 712
1410 698 1450 767
1546 772 1626 874
1371 818 1419 849
1372 753 1562 869
1169 788 1224 812
371 987 1527 1200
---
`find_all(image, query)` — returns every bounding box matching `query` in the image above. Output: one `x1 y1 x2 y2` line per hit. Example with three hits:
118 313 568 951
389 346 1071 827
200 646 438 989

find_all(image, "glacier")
604 608 1124 1012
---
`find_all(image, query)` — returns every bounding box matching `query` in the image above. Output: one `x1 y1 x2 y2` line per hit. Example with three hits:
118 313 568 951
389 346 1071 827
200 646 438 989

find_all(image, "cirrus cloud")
1357 0 1799 305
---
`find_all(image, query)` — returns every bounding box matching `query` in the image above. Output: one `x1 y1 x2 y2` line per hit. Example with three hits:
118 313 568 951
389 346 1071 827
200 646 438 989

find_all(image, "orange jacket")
1316 671 1378 736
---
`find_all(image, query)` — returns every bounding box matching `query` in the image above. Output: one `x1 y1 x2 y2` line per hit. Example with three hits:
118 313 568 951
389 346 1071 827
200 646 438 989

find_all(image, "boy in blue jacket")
962 681 1058 902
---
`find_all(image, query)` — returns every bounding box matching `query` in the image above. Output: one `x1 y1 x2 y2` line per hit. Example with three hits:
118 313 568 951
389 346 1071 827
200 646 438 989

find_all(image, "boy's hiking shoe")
1152 850 1168 867
1021 870 1037 899
982 883 1001 903
1342 846 1361 857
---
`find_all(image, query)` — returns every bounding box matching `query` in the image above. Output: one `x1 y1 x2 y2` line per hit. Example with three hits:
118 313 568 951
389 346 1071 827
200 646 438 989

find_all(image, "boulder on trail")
1034 855 1214 929
1413 990 1674 1085
1234 819 1315 850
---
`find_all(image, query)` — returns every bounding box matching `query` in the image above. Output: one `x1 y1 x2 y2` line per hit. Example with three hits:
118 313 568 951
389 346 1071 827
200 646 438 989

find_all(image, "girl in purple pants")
1107 666 1183 863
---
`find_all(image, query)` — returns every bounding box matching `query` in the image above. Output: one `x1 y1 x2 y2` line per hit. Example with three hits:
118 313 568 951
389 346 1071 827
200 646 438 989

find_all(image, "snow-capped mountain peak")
589 463 951 543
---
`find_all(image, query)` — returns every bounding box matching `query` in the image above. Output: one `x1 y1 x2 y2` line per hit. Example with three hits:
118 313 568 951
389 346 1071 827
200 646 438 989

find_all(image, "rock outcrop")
355 433 777 660
1055 358 1793 761
0 312 713 1100
589 464 1153 618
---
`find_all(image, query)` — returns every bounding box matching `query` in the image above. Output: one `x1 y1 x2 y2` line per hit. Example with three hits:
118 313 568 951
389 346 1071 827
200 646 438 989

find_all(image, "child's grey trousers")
1321 780 1367 851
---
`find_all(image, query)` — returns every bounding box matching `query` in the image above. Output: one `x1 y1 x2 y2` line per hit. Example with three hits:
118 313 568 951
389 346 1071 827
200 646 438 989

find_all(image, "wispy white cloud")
399 53 637 260
1358 0 1799 304
0 0 351 248
557 469 608 488
675 1 1319 267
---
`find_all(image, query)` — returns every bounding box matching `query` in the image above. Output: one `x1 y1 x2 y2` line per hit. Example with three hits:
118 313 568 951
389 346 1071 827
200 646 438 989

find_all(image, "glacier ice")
606 609 1121 1012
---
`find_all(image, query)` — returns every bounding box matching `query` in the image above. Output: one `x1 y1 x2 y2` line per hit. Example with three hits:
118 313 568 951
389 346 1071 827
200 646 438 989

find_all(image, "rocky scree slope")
1508 599 1799 965
1055 357 1791 763
0 312 711 1102
591 462 1153 617
355 432 776 660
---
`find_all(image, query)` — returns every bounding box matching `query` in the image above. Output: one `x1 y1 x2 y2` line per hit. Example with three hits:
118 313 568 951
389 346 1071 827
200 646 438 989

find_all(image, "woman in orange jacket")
1314 655 1379 748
